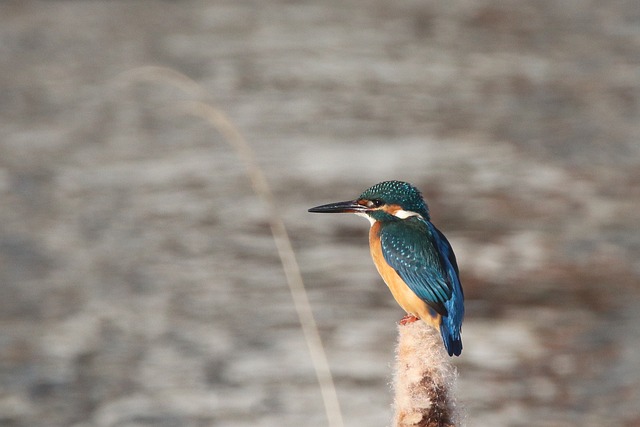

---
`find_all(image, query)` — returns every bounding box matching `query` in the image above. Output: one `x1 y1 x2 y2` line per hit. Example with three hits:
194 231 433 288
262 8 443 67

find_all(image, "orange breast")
369 222 441 330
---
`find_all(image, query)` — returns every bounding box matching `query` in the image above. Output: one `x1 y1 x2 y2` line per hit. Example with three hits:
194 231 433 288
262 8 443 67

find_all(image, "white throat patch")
393 209 422 219
355 211 376 226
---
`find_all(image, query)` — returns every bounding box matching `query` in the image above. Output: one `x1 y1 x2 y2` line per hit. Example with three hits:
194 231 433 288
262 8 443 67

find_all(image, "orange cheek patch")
382 204 403 215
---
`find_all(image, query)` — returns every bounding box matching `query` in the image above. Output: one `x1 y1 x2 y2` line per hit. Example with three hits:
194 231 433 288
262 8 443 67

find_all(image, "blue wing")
379 218 452 316
429 222 464 356
380 217 464 356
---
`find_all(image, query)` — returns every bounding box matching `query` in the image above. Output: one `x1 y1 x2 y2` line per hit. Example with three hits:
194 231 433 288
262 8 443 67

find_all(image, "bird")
309 180 464 356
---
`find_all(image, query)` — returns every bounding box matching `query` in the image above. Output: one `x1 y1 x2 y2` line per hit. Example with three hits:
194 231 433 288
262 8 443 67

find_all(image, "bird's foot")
399 314 419 325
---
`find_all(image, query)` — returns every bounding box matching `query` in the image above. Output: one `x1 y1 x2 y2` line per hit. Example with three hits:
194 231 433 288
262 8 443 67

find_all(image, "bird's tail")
425 306 462 357
440 318 463 357
440 271 464 356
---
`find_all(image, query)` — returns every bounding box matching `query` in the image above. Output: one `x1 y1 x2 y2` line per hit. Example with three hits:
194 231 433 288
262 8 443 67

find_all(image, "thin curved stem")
112 66 344 427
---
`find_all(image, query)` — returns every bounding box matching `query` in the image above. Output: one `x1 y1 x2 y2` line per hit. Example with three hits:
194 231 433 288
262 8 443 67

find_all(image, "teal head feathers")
308 180 430 222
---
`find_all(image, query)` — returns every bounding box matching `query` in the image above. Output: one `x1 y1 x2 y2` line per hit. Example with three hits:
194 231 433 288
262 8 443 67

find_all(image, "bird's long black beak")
308 200 366 214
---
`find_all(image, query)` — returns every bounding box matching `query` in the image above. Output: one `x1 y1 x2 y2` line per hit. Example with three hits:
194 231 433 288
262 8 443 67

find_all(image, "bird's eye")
366 199 383 208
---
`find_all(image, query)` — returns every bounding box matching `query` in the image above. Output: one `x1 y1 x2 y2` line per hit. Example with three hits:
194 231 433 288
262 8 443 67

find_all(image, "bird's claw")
399 314 419 325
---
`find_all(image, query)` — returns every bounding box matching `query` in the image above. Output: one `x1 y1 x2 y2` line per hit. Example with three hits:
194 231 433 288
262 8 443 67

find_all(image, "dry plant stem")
393 321 458 427
113 67 344 427
189 102 345 427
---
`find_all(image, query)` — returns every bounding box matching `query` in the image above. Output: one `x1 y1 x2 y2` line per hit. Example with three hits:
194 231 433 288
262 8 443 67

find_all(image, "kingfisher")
309 180 464 356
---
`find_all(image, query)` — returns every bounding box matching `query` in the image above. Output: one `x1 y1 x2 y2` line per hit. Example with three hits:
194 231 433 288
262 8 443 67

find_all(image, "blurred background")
1 1 639 426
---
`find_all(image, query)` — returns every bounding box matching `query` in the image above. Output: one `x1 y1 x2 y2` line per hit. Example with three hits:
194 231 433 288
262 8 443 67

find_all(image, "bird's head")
308 180 430 224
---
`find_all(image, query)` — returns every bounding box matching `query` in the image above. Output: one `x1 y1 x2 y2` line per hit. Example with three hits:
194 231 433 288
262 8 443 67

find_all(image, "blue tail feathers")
428 302 463 356
440 279 464 356
440 315 463 356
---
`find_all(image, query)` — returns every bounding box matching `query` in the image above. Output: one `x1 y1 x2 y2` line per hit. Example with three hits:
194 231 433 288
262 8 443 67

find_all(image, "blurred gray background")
1 1 639 426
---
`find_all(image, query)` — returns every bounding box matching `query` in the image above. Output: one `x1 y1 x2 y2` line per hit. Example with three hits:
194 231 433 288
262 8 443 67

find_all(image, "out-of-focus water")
0 1 639 426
